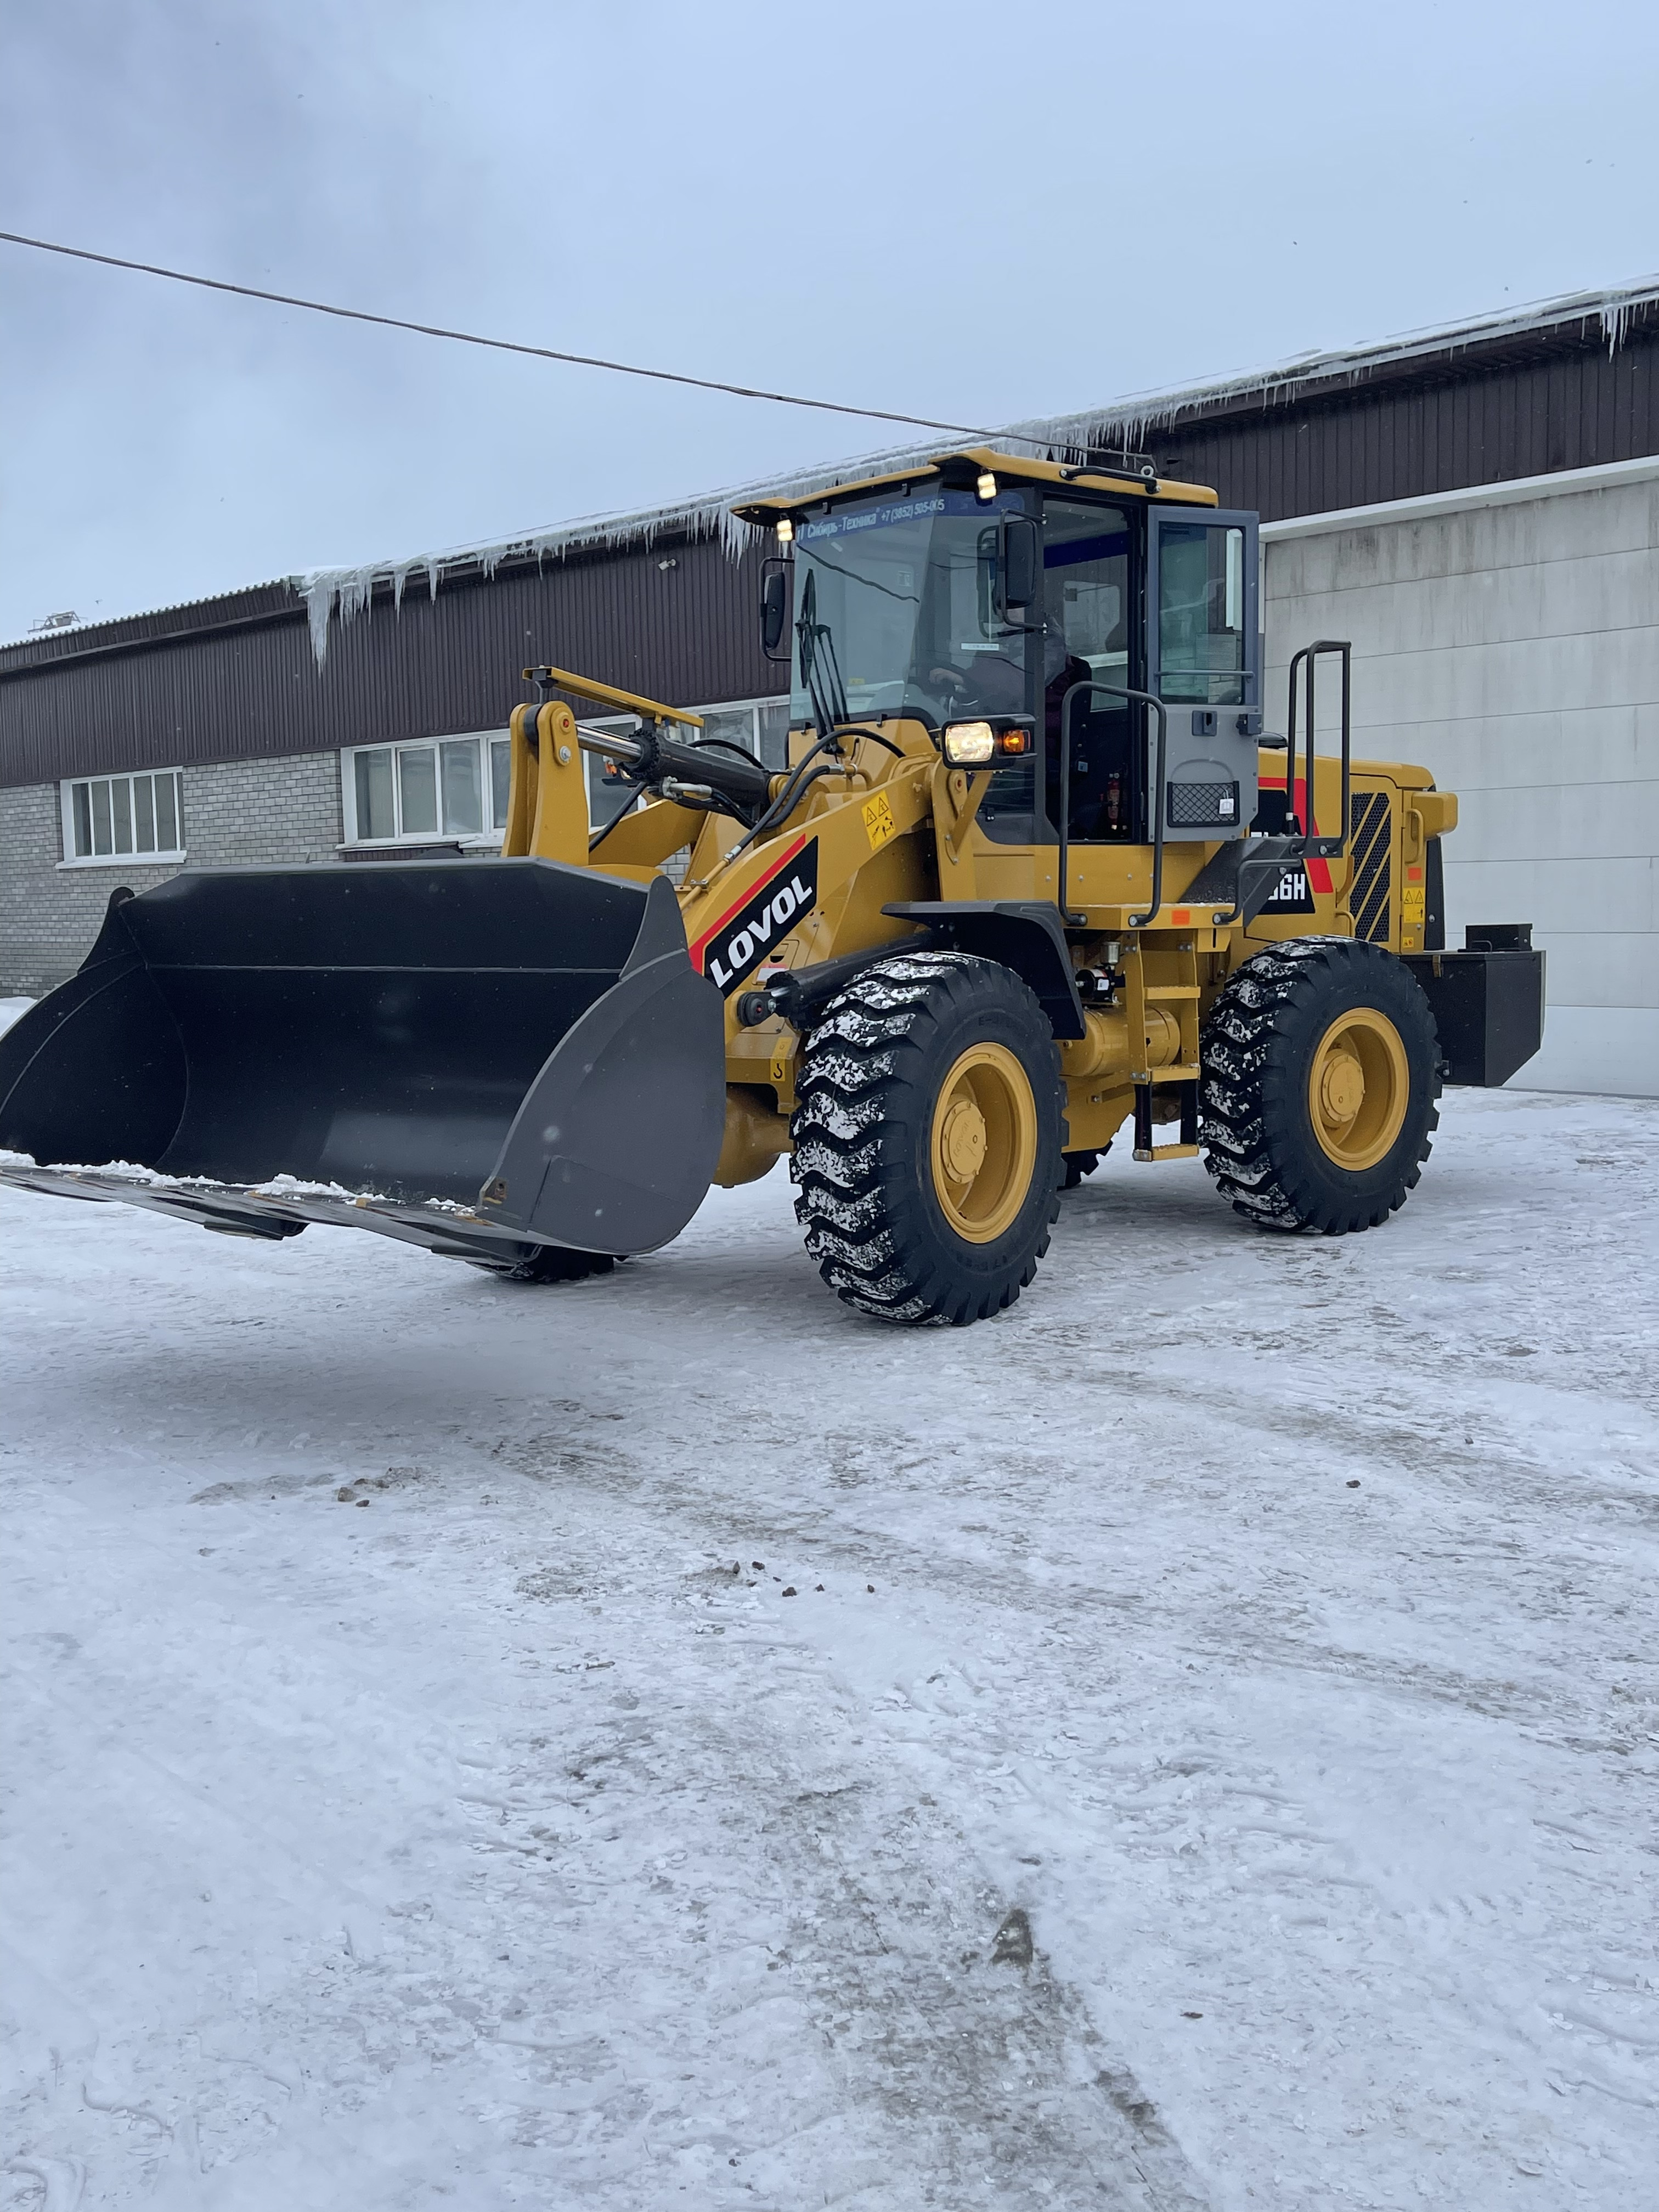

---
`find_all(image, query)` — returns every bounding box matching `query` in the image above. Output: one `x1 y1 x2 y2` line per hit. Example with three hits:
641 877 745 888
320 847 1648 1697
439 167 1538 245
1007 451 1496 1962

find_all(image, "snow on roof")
294 272 1658 666
8 273 1653 665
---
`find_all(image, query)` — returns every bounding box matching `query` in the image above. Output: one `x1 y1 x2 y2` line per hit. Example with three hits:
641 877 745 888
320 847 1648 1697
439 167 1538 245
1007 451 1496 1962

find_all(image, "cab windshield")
789 488 1030 730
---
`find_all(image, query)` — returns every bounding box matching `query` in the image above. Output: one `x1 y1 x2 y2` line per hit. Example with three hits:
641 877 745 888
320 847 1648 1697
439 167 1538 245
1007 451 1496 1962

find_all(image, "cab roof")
730 445 1219 526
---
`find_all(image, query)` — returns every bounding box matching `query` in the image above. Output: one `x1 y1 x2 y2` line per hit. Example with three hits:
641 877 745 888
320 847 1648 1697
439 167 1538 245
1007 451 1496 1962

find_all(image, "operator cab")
743 451 1262 852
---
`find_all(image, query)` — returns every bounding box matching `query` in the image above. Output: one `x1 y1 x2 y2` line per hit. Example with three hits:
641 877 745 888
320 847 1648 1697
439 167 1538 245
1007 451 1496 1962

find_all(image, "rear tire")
1061 1145 1106 1189
470 1245 621 1283
1199 937 1439 1233
791 952 1064 1324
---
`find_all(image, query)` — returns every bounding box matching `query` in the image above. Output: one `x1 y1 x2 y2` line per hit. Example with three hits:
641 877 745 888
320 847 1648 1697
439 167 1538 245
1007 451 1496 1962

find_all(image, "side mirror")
999 516 1037 611
760 562 791 660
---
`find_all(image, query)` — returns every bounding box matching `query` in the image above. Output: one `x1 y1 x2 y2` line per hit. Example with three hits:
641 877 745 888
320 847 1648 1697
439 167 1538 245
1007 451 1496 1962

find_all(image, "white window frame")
677 696 791 770
340 731 512 849
340 698 791 854
59 768 185 867
579 713 647 828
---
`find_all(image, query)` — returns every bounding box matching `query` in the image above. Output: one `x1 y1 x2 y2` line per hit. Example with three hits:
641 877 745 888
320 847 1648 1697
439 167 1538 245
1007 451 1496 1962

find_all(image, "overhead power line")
0 227 995 440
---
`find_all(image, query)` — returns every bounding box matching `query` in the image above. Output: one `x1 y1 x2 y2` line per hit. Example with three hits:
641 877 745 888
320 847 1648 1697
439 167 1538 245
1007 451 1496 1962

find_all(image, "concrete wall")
1263 461 1659 1097
0 751 341 998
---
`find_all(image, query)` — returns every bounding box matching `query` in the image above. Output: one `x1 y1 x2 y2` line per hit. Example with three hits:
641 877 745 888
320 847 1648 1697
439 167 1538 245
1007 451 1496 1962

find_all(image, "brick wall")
0 751 343 998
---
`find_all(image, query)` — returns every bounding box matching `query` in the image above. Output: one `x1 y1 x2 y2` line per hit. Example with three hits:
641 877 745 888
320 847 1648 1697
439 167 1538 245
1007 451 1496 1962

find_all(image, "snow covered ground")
3 1089 1656 2211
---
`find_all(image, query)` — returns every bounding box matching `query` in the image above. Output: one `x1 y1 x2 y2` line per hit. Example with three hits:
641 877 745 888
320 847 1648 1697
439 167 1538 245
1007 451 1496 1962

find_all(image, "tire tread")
1198 935 1440 1235
791 951 1063 1324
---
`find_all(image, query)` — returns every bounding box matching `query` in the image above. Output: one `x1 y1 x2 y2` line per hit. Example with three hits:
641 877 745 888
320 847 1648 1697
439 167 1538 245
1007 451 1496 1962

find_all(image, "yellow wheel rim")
928 1043 1039 1244
1307 1007 1410 1171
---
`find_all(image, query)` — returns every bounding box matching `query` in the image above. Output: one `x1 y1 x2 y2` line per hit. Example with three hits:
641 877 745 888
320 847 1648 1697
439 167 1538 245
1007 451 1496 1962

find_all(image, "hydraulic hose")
715 735 845 868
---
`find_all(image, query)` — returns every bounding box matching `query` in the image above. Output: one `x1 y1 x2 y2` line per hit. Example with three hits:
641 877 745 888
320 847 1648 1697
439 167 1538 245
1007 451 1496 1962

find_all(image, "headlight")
941 721 1032 765
942 721 996 765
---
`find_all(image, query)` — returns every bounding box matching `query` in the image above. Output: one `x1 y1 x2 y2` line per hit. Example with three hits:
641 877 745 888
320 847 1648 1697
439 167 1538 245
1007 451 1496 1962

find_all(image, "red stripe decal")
688 836 809 973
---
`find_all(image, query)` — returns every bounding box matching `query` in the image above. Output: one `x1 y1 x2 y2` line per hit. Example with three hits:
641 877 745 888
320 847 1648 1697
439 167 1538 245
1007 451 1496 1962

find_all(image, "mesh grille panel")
1167 781 1240 828
1348 789 1392 943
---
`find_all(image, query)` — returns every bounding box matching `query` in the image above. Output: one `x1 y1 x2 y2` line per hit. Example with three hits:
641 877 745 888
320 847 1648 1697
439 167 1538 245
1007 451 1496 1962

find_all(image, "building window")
342 733 511 845
61 769 184 864
578 696 789 834
341 700 786 849
691 697 790 770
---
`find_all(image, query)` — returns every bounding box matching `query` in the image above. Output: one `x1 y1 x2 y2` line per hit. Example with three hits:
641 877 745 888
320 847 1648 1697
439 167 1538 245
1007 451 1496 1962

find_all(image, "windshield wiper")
796 569 851 738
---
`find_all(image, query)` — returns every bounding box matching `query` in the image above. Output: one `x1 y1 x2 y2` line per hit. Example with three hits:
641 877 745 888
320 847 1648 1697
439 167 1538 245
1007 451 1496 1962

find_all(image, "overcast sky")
2 0 1656 641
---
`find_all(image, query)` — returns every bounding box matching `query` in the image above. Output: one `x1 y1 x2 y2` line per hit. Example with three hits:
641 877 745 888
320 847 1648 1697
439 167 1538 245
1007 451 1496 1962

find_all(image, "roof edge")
6 270 1655 672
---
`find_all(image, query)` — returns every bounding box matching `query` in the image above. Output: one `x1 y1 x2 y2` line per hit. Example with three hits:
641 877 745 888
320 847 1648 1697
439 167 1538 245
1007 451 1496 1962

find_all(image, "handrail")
1057 679 1169 930
1284 640 1351 856
1198 638 1353 927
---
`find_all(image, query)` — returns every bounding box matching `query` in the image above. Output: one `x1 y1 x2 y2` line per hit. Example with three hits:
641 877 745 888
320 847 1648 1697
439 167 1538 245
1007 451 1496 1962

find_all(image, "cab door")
1146 508 1261 842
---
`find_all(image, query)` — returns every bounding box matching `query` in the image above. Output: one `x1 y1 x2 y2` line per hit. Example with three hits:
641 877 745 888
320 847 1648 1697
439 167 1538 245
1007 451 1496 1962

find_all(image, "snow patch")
247 1173 363 1201
2 1090 1657 2203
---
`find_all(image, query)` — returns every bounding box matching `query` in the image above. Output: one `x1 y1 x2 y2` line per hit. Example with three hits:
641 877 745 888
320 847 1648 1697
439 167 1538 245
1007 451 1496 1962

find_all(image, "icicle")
1600 298 1632 356
287 272 1656 669
303 577 333 668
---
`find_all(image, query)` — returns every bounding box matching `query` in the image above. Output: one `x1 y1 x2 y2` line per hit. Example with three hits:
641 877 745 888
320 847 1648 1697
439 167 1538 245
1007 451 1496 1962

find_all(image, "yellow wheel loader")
0 448 1546 1323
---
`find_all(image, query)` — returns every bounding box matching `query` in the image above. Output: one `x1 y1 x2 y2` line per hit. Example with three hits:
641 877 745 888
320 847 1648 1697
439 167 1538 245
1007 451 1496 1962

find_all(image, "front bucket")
0 860 726 1262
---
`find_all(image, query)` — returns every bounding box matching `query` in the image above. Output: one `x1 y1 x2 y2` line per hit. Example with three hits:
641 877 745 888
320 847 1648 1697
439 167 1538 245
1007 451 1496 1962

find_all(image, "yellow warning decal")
862 792 897 851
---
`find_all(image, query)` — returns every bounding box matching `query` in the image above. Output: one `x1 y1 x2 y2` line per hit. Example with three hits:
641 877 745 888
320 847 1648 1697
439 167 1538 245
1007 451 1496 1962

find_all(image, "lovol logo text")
696 838 820 995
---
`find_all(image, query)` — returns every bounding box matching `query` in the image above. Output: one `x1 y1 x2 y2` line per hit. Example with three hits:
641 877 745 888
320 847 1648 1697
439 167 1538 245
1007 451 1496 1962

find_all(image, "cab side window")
1042 500 1136 842
976 495 1141 845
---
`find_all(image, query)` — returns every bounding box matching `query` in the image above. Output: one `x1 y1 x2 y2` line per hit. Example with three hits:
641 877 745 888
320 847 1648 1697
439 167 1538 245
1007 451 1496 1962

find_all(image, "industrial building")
3 276 1655 1092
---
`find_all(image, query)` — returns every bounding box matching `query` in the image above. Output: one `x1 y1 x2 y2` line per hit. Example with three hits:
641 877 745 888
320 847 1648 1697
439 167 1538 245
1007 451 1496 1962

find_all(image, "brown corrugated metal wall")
0 533 782 788
1147 324 1658 518
4 308 1655 790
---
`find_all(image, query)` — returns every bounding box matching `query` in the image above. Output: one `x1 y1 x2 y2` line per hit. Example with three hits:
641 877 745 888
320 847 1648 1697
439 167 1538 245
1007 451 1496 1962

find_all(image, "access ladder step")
1133 1077 1200 1160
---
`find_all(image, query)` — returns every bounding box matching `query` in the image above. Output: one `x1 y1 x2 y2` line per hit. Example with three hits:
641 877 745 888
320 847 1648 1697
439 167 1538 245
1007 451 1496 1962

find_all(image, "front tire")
791 952 1064 1324
1199 937 1439 1233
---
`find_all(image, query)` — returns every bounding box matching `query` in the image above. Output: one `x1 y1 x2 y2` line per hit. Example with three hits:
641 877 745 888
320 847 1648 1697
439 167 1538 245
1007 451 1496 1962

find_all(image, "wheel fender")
880 901 1086 1039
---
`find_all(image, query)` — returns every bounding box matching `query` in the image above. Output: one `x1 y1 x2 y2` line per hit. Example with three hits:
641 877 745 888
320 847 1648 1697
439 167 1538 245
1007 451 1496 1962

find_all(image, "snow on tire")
1199 935 1440 1235
791 952 1064 1326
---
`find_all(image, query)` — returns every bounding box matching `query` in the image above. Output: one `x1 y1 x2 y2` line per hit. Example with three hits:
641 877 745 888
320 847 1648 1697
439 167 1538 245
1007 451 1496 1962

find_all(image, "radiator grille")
1167 781 1240 829
1349 789 1392 943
